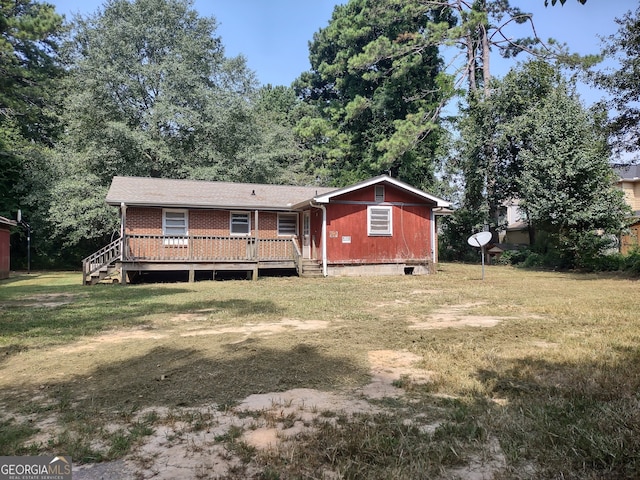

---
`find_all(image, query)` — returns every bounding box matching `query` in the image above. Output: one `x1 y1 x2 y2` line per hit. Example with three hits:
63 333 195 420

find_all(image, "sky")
48 0 635 106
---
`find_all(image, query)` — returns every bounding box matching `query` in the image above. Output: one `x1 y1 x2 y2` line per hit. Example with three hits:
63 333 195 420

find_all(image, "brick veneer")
125 207 293 239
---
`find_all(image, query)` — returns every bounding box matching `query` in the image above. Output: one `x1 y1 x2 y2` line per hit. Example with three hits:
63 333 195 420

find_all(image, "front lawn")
0 264 638 479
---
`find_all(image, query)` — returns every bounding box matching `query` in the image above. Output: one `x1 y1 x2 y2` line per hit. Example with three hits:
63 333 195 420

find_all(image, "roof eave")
312 175 452 208
107 199 302 211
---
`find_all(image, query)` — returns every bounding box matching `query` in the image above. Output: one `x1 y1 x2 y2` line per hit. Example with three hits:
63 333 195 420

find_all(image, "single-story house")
615 164 640 254
0 216 17 280
83 175 451 284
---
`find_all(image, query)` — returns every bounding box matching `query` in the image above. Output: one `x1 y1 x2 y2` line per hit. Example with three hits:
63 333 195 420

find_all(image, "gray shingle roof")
106 176 336 210
615 164 640 180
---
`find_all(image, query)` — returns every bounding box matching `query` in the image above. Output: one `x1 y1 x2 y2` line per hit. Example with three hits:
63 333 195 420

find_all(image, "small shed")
0 216 17 279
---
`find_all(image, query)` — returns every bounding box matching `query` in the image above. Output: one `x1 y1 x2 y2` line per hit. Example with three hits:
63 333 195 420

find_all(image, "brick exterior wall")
123 207 297 261
126 208 162 235
125 207 289 239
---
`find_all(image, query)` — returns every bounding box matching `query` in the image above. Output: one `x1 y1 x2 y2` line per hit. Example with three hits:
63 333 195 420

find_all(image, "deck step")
85 265 119 285
300 260 324 278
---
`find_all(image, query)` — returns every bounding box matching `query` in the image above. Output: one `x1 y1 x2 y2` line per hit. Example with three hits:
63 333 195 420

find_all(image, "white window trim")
375 185 385 203
162 209 188 245
367 205 393 236
230 211 251 236
277 213 298 237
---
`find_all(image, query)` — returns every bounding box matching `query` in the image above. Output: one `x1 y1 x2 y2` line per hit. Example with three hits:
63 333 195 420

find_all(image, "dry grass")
0 264 639 478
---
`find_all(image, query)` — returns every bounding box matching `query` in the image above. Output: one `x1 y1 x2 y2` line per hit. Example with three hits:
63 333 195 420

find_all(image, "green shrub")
623 249 640 276
497 249 529 266
523 252 544 268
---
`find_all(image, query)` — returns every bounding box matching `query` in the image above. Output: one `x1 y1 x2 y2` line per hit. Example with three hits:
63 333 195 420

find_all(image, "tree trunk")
481 23 491 98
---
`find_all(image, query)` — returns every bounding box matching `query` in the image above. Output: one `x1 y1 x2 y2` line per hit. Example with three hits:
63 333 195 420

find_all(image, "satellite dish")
467 231 492 248
467 231 492 280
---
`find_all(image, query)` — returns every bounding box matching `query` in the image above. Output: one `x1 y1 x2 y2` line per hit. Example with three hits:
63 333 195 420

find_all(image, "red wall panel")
320 184 434 264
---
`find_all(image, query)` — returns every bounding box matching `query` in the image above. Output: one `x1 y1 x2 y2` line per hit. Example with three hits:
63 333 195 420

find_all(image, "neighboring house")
0 216 17 280
615 164 640 254
83 175 451 284
499 199 530 246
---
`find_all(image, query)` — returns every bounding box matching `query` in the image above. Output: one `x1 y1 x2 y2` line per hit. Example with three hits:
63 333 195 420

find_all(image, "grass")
0 264 639 478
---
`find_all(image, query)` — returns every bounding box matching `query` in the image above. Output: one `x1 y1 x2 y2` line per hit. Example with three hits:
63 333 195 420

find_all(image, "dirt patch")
358 350 433 399
6 303 508 479
409 303 505 329
58 329 168 354
19 343 507 479
64 349 425 479
180 318 329 338
1 293 83 308
448 436 507 480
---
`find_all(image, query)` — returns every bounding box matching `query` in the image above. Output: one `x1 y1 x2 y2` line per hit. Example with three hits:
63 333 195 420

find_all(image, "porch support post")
310 202 328 277
430 208 436 265
120 202 127 261
254 210 259 260
188 267 195 283
120 202 127 285
253 210 259 281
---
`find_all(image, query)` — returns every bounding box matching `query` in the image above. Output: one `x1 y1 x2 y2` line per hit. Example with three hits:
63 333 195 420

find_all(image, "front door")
303 211 311 258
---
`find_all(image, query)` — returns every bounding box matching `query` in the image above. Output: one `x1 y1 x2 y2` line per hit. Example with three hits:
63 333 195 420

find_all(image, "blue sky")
49 0 633 105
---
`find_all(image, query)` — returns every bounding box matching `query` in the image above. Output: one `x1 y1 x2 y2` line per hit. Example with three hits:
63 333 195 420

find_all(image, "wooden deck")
83 235 305 285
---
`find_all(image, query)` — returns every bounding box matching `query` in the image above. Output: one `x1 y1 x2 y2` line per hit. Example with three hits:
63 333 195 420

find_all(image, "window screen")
368 206 392 236
230 212 250 235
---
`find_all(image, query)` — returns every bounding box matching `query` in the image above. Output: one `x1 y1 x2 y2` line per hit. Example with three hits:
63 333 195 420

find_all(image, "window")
278 213 298 236
375 185 385 202
163 209 188 236
230 212 250 235
163 209 188 245
368 206 392 236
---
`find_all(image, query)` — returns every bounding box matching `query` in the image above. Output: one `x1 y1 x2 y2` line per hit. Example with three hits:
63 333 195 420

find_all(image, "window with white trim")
278 213 298 236
368 206 392 236
230 212 250 235
375 185 385 202
163 209 188 236
163 209 188 245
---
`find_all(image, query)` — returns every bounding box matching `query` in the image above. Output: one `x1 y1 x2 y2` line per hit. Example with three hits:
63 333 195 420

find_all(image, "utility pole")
17 210 31 274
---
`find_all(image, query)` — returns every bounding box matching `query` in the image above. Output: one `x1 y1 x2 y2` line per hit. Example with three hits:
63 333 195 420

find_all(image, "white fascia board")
312 175 452 208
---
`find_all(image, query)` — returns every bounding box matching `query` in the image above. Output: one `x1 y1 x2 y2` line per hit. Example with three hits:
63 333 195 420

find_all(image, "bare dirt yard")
1 264 639 479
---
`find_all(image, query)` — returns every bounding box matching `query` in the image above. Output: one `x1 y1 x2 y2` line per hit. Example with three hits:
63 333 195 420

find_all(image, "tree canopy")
294 0 455 189
0 0 63 217
443 60 628 267
61 0 257 182
4 0 634 272
593 5 640 163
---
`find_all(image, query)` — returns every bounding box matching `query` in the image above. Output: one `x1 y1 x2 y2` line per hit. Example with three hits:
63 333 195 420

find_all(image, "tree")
248 85 314 185
592 5 640 163
295 0 454 189
0 0 63 217
61 0 257 182
48 0 261 249
516 86 628 267
444 60 629 267
544 0 587 6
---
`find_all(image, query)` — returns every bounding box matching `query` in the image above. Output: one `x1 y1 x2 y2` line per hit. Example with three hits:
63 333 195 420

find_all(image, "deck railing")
123 234 297 262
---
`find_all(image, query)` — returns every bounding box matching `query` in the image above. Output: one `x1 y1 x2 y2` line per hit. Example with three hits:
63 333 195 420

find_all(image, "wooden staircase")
82 238 122 285
299 259 324 278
